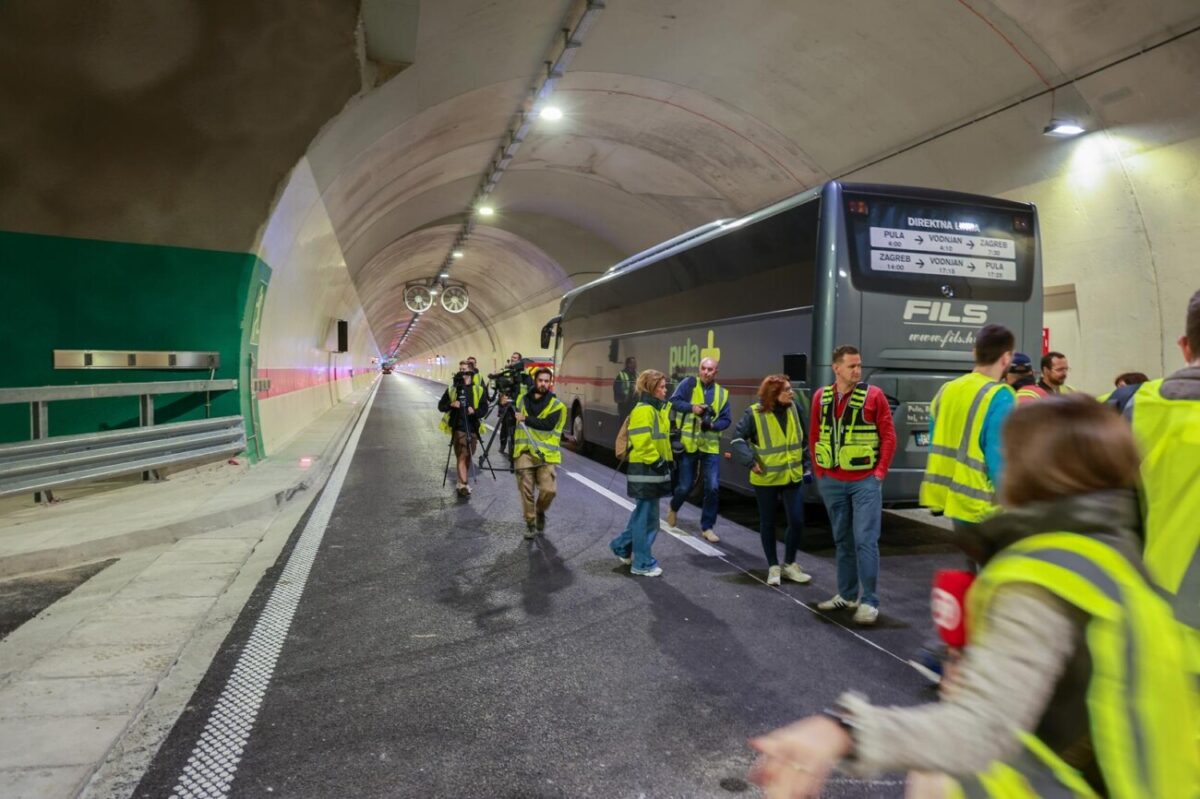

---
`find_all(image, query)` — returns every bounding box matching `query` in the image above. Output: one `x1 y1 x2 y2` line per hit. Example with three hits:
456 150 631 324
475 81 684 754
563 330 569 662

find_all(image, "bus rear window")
843 193 1036 302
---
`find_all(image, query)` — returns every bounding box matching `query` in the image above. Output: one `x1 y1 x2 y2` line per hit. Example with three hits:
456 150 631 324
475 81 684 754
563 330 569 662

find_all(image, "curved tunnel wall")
253 159 380 455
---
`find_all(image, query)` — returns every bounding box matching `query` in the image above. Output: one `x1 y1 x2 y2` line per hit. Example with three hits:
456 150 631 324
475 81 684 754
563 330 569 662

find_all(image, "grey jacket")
843 490 1143 791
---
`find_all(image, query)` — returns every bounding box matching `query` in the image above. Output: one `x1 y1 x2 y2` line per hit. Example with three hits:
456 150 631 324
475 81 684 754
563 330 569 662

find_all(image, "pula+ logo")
669 330 721 375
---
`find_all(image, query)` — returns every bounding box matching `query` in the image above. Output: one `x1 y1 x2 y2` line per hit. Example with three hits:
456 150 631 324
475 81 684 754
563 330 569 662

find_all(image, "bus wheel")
568 405 590 455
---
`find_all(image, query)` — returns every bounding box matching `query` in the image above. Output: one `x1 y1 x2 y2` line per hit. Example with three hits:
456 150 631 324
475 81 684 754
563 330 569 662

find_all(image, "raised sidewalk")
0 379 377 799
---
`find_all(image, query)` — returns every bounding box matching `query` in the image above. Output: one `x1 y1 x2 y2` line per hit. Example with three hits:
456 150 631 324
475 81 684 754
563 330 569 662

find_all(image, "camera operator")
438 359 490 498
509 367 566 538
495 352 535 455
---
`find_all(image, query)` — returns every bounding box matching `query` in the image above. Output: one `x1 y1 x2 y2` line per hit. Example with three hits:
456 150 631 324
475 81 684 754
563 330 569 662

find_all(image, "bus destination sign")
867 220 1017 282
868 226 1014 259
869 250 1016 281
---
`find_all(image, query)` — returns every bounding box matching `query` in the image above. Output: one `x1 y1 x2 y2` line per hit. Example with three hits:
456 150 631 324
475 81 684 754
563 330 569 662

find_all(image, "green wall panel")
0 231 270 452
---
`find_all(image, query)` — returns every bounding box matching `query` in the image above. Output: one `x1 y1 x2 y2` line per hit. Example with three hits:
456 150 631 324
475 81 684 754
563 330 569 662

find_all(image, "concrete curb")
0 386 369 581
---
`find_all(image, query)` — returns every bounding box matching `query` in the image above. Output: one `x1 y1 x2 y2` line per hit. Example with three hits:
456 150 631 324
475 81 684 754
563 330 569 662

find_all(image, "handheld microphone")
931 569 975 648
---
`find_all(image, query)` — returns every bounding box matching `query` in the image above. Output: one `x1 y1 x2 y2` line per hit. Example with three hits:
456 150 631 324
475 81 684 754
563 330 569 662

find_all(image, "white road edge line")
563 467 911 667
169 381 381 799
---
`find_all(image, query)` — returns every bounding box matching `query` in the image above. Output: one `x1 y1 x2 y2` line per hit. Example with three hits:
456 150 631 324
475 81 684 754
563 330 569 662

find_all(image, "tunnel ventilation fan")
404 285 434 313
440 286 469 314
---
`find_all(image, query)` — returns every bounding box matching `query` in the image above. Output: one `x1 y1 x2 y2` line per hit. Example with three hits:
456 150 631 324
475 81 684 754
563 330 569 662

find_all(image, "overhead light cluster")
393 0 605 361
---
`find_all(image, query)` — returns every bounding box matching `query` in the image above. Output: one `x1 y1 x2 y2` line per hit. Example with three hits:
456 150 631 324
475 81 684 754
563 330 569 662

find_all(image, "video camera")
487 358 534 400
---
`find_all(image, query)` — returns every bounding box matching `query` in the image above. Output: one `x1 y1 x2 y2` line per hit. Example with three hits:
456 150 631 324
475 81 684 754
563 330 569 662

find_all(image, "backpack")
614 414 631 460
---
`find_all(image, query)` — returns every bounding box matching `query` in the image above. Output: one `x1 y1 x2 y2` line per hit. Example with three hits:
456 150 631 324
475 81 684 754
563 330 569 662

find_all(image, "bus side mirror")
540 319 557 350
783 353 808 384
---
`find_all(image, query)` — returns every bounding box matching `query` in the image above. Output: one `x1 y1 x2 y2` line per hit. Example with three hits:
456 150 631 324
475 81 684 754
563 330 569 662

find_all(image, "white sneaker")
767 565 782 586
631 565 663 577
666 509 678 528
816 595 859 611
780 563 812 584
853 604 879 625
701 529 720 543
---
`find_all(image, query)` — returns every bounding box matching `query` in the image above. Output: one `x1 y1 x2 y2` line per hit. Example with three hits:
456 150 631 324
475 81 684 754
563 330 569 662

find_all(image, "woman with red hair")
729 375 812 587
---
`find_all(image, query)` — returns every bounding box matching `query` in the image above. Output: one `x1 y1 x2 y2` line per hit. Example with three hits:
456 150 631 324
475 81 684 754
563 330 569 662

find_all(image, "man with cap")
1006 352 1044 403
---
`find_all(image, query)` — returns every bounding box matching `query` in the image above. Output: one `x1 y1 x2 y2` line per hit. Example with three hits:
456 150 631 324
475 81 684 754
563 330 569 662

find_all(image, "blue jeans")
670 451 720 531
754 482 805 567
610 498 660 572
817 475 882 607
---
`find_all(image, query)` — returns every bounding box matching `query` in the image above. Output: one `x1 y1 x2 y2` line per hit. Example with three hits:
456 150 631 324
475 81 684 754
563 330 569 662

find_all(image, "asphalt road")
135 375 961 799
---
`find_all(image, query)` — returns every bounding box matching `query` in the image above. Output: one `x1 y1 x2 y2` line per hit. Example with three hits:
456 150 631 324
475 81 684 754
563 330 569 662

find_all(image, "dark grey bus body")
545 181 1042 503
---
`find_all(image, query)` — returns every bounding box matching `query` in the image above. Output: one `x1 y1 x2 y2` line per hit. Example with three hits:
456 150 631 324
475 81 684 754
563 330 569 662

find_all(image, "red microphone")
931 569 975 648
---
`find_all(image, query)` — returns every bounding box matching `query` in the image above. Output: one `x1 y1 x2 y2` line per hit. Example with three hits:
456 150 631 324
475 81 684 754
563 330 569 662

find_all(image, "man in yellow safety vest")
1125 288 1200 694
511 368 567 539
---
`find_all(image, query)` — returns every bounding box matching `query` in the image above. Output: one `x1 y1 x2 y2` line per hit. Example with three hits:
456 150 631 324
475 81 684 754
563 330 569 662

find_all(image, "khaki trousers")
514 452 556 521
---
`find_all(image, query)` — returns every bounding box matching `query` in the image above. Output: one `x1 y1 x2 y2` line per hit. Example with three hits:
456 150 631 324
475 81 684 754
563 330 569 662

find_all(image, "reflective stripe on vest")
627 401 672 465
512 394 566 464
919 373 1008 522
952 532 1200 799
439 384 489 436
1130 379 1200 678
816 383 880 470
677 382 728 454
750 403 805 486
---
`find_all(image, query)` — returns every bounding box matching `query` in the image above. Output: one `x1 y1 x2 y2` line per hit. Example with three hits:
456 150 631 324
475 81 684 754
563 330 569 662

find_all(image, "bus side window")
783 353 808 384
608 339 620 364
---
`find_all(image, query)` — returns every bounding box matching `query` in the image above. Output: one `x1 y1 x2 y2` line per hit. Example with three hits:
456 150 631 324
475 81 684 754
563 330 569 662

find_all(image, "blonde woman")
609 370 672 577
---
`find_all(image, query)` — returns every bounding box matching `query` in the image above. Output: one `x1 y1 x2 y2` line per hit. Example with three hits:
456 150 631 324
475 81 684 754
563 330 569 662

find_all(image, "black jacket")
438 382 489 435
519 391 563 432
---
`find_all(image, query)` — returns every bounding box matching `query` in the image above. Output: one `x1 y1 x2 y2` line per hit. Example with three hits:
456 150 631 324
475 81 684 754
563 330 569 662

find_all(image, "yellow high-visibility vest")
512 394 566 464
920 372 1011 522
749 403 805 487
676 381 728 454
1130 378 1200 680
945 531 1200 799
439 383 489 435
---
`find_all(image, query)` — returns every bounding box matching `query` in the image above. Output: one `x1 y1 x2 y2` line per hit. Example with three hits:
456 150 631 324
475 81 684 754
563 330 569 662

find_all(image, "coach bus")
540 181 1042 502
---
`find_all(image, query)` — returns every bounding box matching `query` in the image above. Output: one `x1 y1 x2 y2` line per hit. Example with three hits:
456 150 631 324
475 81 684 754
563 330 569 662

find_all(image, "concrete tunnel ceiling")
307 0 1200 358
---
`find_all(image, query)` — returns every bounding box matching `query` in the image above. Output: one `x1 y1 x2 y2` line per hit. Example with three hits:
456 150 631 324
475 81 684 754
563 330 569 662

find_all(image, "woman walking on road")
610 370 673 577
730 374 812 587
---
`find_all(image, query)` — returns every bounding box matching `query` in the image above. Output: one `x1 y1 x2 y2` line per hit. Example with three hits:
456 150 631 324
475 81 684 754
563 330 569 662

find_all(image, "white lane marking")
169 381 380 799
563 466 911 668
564 470 722 557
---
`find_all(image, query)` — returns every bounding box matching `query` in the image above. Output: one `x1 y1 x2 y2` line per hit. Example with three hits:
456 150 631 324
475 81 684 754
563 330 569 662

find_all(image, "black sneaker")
525 520 537 539
536 511 546 532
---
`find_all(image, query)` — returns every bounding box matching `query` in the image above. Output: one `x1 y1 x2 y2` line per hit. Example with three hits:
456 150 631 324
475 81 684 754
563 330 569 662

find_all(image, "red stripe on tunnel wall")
255 367 369 400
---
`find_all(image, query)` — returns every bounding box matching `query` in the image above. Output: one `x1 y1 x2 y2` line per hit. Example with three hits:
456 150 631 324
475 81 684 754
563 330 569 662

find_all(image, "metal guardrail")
0 379 242 502
0 416 246 498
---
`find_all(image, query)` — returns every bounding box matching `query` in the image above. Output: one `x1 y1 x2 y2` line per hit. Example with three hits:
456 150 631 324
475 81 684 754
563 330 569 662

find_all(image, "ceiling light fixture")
478 205 495 217
540 105 563 121
451 250 464 259
1044 118 1086 138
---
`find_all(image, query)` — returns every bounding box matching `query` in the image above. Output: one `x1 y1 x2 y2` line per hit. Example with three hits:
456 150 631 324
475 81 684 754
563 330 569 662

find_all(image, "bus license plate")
914 431 930 447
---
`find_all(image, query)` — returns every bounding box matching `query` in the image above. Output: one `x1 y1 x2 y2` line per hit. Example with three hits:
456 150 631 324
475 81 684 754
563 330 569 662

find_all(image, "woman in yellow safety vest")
609 369 672 577
749 395 1199 799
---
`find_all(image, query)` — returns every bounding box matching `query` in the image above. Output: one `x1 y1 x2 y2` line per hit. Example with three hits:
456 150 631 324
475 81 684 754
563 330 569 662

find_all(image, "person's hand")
874 471 886 482
450 400 461 409
692 403 706 415
515 413 526 424
467 406 475 416
751 463 764 475
749 716 852 799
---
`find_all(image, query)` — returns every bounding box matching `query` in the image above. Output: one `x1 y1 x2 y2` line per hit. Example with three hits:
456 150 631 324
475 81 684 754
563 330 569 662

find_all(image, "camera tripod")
442 383 498 488
476 395 518 473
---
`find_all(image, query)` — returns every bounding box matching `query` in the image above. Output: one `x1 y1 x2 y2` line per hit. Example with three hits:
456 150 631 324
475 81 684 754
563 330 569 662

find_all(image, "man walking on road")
511 368 567 539
666 357 730 542
1038 351 1073 395
810 345 896 626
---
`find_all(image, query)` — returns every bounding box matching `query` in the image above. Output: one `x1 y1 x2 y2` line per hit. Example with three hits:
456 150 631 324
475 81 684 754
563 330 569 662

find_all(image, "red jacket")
809 384 897 482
